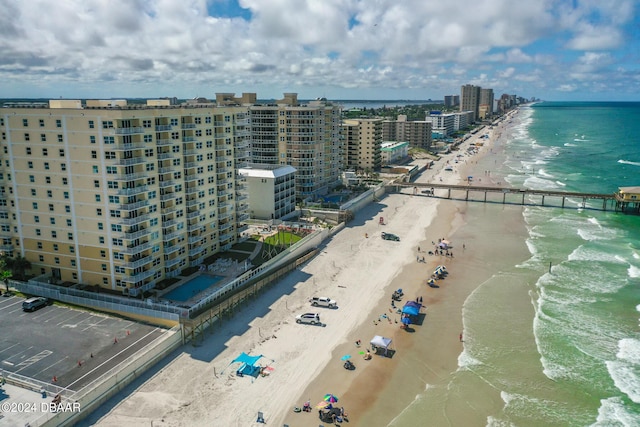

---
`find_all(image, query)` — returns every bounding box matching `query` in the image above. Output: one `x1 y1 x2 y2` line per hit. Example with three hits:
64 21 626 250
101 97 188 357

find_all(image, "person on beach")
459 333 463 342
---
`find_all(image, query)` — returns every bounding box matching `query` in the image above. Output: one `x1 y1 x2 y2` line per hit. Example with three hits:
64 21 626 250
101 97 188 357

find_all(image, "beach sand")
92 114 524 427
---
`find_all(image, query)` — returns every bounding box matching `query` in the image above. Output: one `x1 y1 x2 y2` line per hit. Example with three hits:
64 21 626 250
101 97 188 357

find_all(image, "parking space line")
65 329 162 390
33 356 70 379
82 316 108 332
0 342 21 357
56 310 85 326
14 350 53 373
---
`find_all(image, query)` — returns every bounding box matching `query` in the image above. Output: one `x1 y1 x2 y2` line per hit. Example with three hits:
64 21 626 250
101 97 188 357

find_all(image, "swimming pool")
163 274 224 302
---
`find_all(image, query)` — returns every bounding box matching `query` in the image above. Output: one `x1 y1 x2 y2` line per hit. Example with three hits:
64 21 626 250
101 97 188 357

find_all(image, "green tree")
2 255 31 281
0 259 11 293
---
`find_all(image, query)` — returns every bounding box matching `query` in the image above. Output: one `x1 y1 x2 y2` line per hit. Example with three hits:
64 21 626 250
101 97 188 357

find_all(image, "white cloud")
0 0 637 100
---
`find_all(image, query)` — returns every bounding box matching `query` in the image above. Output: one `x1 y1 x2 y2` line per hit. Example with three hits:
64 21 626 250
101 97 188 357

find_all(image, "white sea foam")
591 396 640 426
567 245 626 264
628 265 640 278
537 169 554 178
564 142 577 147
457 349 483 369
617 338 640 364
606 359 640 404
618 159 640 167
486 415 516 427
555 180 566 187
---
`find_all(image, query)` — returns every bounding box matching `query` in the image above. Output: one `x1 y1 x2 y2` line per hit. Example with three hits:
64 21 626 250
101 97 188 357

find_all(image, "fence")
15 278 181 323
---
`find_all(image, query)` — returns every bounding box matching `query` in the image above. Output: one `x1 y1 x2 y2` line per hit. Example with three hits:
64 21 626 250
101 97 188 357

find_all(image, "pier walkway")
392 182 619 211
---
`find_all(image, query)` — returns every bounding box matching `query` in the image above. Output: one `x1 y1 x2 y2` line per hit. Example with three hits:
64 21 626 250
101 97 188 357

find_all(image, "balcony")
113 142 146 150
186 198 199 207
157 152 175 160
116 185 148 196
164 257 182 268
122 227 150 240
115 172 148 181
156 139 174 146
155 125 173 132
121 240 153 254
159 180 175 188
162 231 182 242
188 235 203 244
120 269 155 283
160 192 176 201
118 200 149 211
188 223 205 232
189 246 205 257
123 255 153 269
118 214 150 226
181 123 197 129
164 244 181 255
115 127 145 135
115 157 146 166
187 210 199 219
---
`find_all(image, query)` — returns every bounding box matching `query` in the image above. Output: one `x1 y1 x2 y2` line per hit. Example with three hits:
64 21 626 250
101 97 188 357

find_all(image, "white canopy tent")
370 335 393 355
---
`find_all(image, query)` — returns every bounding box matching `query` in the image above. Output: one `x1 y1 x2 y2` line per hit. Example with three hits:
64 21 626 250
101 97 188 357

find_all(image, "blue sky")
0 0 638 101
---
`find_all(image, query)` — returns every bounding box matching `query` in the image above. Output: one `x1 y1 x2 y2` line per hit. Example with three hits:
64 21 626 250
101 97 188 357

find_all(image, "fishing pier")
392 182 640 213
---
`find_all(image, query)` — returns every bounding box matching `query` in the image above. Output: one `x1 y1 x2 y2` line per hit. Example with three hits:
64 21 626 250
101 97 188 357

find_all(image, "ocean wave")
576 226 618 241
564 143 577 147
606 358 640 404
591 396 640 426
537 168 554 178
618 159 640 167
486 415 515 427
457 349 483 369
567 245 626 264
628 265 640 278
555 180 566 187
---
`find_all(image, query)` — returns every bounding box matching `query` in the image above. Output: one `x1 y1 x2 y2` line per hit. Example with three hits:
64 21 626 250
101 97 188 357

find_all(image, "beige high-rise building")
0 99 250 296
248 94 342 201
460 84 481 122
341 119 383 172
381 115 432 150
479 88 494 120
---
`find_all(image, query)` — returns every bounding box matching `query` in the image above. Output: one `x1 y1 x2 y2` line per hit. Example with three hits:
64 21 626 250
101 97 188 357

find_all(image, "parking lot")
0 293 168 392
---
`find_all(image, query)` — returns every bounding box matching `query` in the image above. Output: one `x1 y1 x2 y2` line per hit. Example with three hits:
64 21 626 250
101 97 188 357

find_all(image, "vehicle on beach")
309 296 337 308
381 232 400 241
444 165 453 171
295 313 321 325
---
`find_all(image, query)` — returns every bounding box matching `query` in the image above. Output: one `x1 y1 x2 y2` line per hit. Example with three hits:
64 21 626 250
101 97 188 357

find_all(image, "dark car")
22 297 48 312
381 232 400 241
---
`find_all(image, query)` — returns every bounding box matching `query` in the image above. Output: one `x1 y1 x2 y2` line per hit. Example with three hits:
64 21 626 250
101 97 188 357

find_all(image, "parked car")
381 232 400 241
296 313 321 325
309 297 337 308
22 297 48 312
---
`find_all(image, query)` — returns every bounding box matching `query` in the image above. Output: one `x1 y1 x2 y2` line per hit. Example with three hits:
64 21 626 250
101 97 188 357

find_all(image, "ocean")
389 102 640 426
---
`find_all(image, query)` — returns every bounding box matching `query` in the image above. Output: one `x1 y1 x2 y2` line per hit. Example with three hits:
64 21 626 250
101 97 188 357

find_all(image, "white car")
296 313 321 325
309 296 337 308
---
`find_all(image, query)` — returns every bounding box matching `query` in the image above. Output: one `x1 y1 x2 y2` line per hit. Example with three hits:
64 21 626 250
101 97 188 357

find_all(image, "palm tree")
0 259 11 293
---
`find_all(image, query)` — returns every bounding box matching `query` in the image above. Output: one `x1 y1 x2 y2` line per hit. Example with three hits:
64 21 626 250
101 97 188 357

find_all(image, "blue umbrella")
340 354 351 361
401 316 411 325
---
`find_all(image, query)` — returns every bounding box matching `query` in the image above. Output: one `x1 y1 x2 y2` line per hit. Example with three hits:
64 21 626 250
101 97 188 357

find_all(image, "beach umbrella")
340 354 351 361
323 393 339 403
316 401 331 409
401 316 411 325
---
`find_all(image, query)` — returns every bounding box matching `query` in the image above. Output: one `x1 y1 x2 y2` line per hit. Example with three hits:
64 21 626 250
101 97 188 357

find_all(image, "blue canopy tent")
402 301 421 317
230 352 264 378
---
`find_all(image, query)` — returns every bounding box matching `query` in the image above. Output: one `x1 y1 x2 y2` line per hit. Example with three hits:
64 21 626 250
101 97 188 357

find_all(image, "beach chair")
256 411 265 423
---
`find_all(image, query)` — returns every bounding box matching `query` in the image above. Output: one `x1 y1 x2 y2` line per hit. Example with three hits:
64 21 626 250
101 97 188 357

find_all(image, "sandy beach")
92 115 520 427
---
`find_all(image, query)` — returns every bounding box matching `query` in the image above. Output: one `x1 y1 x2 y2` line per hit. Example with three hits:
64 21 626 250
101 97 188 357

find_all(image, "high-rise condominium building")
479 88 494 120
341 119 383 172
460 84 481 122
0 99 250 296
248 94 342 201
381 115 432 150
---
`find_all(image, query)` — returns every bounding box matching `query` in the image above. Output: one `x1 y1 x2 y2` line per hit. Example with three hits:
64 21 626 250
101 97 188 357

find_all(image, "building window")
69 246 75 253
72 273 77 280
32 202 38 209
22 119 28 126
50 217 56 225
31 189 36 196
26 147 31 155
35 229 41 236
51 231 57 239
102 121 114 129
57 134 63 142
34 215 39 223
61 163 66 171
66 219 71 226
96 208 102 216
91 150 97 159
46 176 51 184
40 134 46 142
62 177 67 185
90 135 96 144
95 194 101 202
39 255 44 262
93 166 99 173
39 119 44 127
42 148 48 156
63 191 69 199
89 120 95 129
27 161 33 169
53 244 58 251
44 162 50 170
56 119 62 128
98 222 103 230
99 236 105 244
47 190 52 198
68 232 73 240
70 260 76 267
101 264 107 271
100 250 106 258
48 204 54 211
103 278 108 285
24 133 30 141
